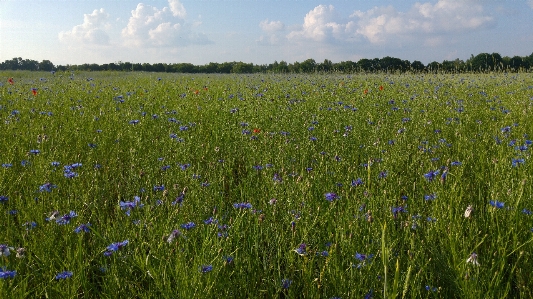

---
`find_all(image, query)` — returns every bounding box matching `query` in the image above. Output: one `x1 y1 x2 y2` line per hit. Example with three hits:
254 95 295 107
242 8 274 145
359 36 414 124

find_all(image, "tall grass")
0 71 532 298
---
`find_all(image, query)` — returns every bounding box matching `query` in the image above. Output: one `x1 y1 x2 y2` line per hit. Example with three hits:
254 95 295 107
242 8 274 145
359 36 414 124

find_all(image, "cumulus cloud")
122 0 210 47
259 19 285 33
287 0 494 45
258 19 285 45
58 8 111 45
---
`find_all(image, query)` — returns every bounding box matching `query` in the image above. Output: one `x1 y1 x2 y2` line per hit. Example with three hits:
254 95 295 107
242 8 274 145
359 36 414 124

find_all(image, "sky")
1 0 533 66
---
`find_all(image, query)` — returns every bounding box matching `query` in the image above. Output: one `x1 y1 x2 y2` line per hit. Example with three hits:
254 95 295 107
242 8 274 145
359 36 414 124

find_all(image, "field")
1 71 533 298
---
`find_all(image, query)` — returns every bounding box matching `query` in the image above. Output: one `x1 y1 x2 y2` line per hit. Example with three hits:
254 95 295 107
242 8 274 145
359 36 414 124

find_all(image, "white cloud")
58 8 111 45
287 0 494 45
259 19 285 33
122 0 210 47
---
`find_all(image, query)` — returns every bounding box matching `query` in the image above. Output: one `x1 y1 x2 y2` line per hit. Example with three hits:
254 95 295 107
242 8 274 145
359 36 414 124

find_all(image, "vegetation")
0 71 532 298
2 51 533 74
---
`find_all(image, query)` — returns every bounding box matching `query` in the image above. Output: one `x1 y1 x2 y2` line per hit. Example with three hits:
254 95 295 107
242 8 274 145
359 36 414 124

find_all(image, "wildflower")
364 289 374 299
378 171 388 179
351 178 364 187
354 252 374 268
51 161 61 167
424 194 437 201
45 211 60 221
294 243 307 256
15 247 25 258
129 120 140 125
489 200 505 209
39 182 57 192
233 202 252 209
317 250 329 257
273 173 282 183
199 265 213 273
512 159 525 167
325 192 339 202
120 196 143 216
0 269 16 279
74 223 91 233
0 244 13 257
29 149 40 155
31 88 38 96
172 192 185 206
203 217 217 225
0 196 8 203
223 256 234 264
104 240 129 256
425 285 438 292
281 278 292 289
2 163 13 168
180 222 196 230
8 78 14 85
269 198 277 205
464 205 474 218
56 211 77 225
522 209 532 215
55 271 73 280
423 169 440 182
309 136 317 141
153 185 165 192
466 252 479 266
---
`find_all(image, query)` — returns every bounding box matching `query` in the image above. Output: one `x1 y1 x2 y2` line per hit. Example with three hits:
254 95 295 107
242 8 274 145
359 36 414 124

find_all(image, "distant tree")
410 60 425 72
38 60 54 71
300 59 317 73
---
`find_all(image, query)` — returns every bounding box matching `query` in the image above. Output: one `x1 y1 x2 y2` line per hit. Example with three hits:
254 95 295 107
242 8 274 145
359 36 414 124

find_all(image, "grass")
0 71 532 298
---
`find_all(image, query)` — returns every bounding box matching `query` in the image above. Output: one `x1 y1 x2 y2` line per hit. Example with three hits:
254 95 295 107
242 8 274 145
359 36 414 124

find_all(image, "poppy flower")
379 85 384 91
253 128 261 134
31 88 37 96
8 78 14 85
194 90 199 95
364 89 368 94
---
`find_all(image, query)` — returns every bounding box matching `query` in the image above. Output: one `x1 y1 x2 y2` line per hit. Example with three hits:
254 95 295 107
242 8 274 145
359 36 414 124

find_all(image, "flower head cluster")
0 268 16 279
325 192 339 202
294 243 307 256
354 252 374 268
104 240 129 256
39 182 57 192
55 271 73 280
63 163 82 178
180 222 196 230
56 211 78 225
233 202 252 209
0 244 13 257
74 223 91 233
199 265 213 273
119 196 143 216
489 200 505 209
423 169 440 182
0 195 8 203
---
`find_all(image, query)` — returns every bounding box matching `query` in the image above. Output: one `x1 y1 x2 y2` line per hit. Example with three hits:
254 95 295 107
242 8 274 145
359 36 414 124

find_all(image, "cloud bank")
58 8 111 45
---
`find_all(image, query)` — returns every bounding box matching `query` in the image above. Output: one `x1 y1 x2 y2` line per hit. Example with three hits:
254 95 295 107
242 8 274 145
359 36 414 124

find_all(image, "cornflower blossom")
0 244 13 257
29 149 40 155
294 243 307 256
281 278 292 289
423 169 440 182
378 171 388 179
0 196 8 203
104 240 129 256
489 200 505 209
351 178 364 187
199 265 213 273
153 185 165 192
354 253 374 268
120 196 143 216
56 211 78 225
424 194 437 201
74 223 91 233
55 271 73 280
233 202 252 209
0 269 16 279
172 192 185 206
466 252 479 266
512 159 525 167
180 222 196 230
39 183 57 192
325 193 339 202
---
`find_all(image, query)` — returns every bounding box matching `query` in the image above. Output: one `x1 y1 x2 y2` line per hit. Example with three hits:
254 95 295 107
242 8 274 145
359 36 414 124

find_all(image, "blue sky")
1 0 533 66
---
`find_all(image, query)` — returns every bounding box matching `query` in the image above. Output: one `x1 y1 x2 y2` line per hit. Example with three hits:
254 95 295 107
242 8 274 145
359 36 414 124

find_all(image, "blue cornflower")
512 159 525 167
423 169 440 182
0 244 12 256
51 161 61 167
180 222 196 230
0 269 17 279
233 202 252 209
199 265 213 273
74 223 91 233
281 278 292 289
21 160 30 166
223 256 234 264
354 252 374 268
351 178 364 187
489 200 505 209
451 161 462 166
0 196 8 203
104 240 129 256
425 285 438 292
172 192 185 206
2 163 13 168
424 194 437 201
325 192 339 202
179 163 190 170
55 271 73 280
153 185 165 192
39 182 57 192
29 149 40 154
203 217 217 225
378 171 388 179
309 136 317 141
56 211 77 225
294 243 307 256
129 120 139 125
522 209 532 215
317 250 329 257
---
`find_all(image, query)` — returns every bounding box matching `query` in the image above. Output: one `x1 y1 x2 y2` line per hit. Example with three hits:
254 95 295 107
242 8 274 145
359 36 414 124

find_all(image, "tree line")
1 52 533 74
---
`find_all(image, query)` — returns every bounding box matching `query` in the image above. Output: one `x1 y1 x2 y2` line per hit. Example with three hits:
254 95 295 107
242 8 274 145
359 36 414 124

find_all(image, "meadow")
0 71 532 298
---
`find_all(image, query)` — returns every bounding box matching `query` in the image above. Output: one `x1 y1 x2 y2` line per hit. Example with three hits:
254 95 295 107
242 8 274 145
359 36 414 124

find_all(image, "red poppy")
194 90 199 95
31 88 37 96
8 78 14 85
364 89 368 95
253 128 261 134
379 85 384 91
